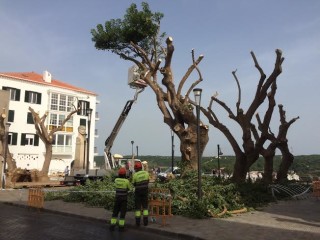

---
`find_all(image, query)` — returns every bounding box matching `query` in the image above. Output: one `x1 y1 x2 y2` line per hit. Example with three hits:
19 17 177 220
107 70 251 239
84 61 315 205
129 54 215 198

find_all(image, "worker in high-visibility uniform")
110 167 132 231
132 161 150 226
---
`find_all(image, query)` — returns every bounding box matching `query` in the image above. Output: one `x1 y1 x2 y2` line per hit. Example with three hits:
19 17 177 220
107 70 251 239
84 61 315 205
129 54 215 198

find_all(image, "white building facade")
0 71 99 175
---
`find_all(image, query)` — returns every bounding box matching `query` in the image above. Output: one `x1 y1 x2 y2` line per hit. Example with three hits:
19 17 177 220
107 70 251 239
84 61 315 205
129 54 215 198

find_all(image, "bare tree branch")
178 50 204 100
232 69 241 113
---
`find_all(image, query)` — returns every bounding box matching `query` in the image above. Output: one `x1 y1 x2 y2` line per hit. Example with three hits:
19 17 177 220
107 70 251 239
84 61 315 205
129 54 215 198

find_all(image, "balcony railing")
52 146 73 155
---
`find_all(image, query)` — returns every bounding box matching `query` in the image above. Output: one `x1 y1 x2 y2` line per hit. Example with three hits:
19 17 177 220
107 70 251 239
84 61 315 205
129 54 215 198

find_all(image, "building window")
51 93 58 110
53 134 72 146
48 113 73 132
25 91 41 104
67 96 74 112
78 100 90 116
50 93 75 112
79 118 86 126
21 133 39 146
2 87 21 101
8 110 14 122
27 112 34 124
59 95 66 111
8 132 18 145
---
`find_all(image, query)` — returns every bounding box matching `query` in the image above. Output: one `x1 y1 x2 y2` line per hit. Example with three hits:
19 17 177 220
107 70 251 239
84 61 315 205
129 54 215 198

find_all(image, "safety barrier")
312 181 320 198
148 188 172 226
28 187 44 209
269 183 312 200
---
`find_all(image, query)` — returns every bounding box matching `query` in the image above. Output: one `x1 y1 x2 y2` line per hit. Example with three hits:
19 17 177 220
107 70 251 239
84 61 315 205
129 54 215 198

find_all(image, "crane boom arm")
104 100 134 153
103 88 144 169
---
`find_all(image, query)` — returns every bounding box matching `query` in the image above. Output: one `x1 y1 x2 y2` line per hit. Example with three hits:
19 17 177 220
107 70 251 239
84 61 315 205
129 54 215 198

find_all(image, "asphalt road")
0 203 177 240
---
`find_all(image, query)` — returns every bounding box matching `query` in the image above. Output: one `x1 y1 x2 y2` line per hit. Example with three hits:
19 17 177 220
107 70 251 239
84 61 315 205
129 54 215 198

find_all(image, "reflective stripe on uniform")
115 177 131 196
133 171 149 190
119 219 125 227
135 210 141 217
143 209 149 216
111 218 117 225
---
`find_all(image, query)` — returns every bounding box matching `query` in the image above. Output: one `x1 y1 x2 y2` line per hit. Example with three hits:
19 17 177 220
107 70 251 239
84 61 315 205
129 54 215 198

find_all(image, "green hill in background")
94 154 320 176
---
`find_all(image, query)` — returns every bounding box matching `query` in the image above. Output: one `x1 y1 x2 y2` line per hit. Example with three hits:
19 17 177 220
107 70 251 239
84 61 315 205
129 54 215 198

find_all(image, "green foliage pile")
46 172 275 219
154 171 274 218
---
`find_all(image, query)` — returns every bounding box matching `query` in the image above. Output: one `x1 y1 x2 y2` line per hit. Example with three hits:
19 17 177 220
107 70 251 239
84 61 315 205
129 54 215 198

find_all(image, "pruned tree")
0 109 16 173
91 2 209 171
29 105 79 181
251 81 278 183
256 104 299 183
201 49 284 182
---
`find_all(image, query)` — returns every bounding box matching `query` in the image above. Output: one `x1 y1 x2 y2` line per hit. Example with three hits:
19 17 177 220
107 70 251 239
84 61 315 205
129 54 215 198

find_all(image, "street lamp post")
131 140 134 158
193 88 202 200
171 130 174 173
83 134 87 170
217 144 223 179
2 122 11 189
86 108 93 175
136 145 139 158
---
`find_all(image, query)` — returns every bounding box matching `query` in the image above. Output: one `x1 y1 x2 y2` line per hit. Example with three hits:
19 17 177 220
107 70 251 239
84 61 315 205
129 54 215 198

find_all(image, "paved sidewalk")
1 188 319 240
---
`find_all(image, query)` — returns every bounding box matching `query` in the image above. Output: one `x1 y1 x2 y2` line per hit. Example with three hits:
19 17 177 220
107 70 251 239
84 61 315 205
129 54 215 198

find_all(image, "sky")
0 0 319 157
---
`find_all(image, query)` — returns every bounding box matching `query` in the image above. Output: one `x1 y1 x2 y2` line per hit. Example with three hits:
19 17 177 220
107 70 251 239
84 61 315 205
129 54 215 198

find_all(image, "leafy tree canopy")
91 2 165 59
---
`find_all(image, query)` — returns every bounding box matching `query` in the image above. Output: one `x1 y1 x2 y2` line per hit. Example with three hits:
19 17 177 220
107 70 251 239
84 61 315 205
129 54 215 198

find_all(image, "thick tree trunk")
232 153 248 182
260 144 276 183
40 143 53 182
3 144 16 171
179 125 209 171
276 146 294 183
263 154 275 183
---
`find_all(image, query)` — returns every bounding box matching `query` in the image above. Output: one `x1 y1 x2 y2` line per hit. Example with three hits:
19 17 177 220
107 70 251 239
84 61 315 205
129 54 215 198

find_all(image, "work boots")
143 216 148 226
135 217 140 227
109 225 115 231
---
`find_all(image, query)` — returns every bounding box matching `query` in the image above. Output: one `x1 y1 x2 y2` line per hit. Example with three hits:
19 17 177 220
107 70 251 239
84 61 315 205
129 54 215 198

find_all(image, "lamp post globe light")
86 108 93 175
193 88 202 200
1 122 11 189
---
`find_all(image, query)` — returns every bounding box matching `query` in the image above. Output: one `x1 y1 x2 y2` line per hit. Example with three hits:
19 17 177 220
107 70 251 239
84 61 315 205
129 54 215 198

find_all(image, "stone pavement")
0 188 319 240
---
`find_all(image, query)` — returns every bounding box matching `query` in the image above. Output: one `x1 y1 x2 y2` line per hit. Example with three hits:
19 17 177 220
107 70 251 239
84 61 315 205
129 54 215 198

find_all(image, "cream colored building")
0 71 99 175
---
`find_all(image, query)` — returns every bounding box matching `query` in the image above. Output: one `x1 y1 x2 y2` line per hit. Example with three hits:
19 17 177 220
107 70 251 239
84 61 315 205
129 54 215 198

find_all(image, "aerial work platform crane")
104 88 144 170
61 66 147 185
104 65 148 170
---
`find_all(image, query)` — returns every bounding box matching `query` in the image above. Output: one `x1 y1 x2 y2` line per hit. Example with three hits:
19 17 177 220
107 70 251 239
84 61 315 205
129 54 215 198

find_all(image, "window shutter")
8 110 14 122
16 89 21 101
21 133 26 145
12 133 18 145
86 101 90 111
24 91 30 102
37 93 42 104
80 118 86 126
27 112 34 124
34 134 39 146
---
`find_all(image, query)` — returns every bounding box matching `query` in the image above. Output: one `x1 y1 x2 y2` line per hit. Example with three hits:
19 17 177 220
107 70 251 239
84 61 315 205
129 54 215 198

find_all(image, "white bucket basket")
128 65 147 89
